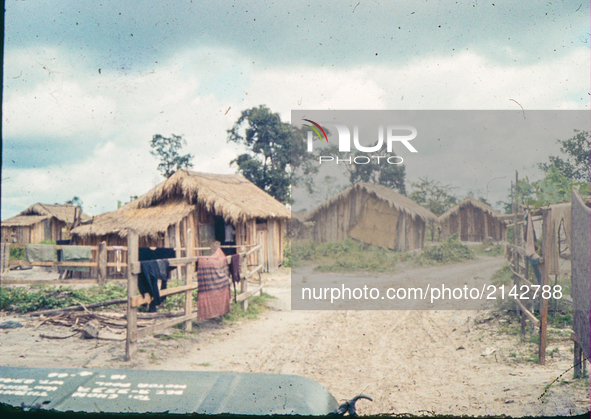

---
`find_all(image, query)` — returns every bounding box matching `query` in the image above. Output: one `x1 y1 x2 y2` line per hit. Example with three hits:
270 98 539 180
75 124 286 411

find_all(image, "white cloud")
2 45 589 219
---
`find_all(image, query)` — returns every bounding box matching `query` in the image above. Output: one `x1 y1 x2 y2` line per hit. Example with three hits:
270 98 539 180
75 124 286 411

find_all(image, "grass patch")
9 247 26 261
414 235 475 265
473 243 505 257
0 282 127 313
291 238 397 272
223 292 273 322
492 265 513 286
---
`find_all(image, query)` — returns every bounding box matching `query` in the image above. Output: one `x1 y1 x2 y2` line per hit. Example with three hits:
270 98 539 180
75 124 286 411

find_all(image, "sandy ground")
1 256 589 416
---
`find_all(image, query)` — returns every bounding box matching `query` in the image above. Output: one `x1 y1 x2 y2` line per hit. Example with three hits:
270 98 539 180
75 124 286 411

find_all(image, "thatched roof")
306 183 438 222
438 197 503 222
2 203 89 227
72 170 290 238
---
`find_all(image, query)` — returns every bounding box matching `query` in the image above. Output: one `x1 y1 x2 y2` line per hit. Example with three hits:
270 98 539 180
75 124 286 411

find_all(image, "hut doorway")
214 216 236 254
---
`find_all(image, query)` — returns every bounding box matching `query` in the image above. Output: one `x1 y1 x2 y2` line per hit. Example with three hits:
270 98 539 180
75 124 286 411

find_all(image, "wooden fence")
0 242 127 286
505 211 551 364
124 231 264 361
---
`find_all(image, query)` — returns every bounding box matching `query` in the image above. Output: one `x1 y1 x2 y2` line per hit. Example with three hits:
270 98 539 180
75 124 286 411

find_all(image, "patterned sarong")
197 248 231 321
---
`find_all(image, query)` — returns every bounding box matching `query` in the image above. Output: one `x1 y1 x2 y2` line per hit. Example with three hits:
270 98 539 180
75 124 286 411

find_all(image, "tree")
65 196 84 211
227 105 316 204
538 130 590 183
150 134 194 178
408 177 458 216
326 144 407 195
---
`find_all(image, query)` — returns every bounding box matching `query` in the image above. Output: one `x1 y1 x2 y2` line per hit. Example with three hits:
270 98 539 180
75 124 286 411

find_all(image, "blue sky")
2 0 590 218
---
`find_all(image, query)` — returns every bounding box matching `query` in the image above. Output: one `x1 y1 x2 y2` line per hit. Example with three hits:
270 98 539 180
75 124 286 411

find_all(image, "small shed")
306 183 437 251
438 197 507 242
1 203 88 244
71 170 290 272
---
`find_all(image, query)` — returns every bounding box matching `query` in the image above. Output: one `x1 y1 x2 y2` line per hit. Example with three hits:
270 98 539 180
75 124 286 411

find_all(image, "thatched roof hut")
438 197 506 242
72 170 290 272
306 183 437 251
1 203 89 244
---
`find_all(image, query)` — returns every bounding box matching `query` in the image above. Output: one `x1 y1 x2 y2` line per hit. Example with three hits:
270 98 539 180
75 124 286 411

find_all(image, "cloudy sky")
2 1 590 219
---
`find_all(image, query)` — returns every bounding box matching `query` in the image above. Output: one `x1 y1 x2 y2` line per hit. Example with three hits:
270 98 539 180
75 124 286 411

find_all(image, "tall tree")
409 177 458 216
326 144 407 195
228 105 316 204
65 196 84 211
150 134 194 178
538 130 590 183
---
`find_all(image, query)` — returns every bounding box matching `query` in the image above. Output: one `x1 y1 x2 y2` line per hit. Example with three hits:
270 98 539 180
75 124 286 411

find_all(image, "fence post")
258 241 264 296
184 228 194 332
240 245 248 311
0 243 9 275
125 231 139 362
538 209 550 365
98 241 107 286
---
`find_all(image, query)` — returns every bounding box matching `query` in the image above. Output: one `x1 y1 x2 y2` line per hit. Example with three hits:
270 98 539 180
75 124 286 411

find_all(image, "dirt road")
1 256 589 416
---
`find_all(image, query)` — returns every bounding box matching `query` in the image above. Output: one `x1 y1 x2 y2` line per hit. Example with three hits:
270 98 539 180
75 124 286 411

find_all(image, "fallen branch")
39 332 80 339
27 298 127 317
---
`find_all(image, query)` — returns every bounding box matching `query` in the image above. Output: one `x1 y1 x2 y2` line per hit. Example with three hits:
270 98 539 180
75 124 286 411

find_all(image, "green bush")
291 238 397 272
419 234 474 263
0 283 127 313
9 247 25 261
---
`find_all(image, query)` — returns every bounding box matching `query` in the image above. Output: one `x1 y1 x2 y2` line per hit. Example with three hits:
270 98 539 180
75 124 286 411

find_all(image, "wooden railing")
124 231 264 361
1 243 127 286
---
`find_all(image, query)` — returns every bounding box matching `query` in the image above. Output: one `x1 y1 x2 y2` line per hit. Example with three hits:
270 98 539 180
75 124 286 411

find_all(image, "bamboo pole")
98 241 107 286
125 231 139 362
184 222 195 332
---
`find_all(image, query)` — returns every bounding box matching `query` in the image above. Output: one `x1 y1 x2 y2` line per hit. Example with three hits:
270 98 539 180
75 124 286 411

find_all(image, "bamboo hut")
438 197 506 242
1 203 88 244
306 183 437 251
71 170 290 272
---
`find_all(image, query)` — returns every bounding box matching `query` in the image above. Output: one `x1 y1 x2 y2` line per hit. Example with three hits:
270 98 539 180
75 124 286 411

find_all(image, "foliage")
283 239 292 268
418 235 474 264
291 238 398 272
312 175 346 205
473 243 505 257
150 134 194 178
323 144 407 194
0 283 127 313
409 177 458 216
491 265 513 286
9 247 25 260
223 293 274 322
228 106 317 204
538 130 590 183
65 196 84 211
499 166 590 213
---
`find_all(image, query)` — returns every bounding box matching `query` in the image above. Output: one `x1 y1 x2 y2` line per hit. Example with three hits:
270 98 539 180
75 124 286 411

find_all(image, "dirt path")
1 256 589 416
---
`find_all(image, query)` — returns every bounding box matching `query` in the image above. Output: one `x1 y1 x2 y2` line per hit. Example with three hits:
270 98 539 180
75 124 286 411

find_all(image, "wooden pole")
0 243 9 275
125 231 139 362
538 209 550 365
184 223 195 332
257 240 264 296
98 241 107 286
174 222 182 281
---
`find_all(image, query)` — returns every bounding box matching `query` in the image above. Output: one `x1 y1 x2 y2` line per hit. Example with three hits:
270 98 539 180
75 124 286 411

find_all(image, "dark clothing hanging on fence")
230 254 241 284
139 259 173 311
138 247 176 261
229 254 241 303
197 248 231 321
138 247 176 312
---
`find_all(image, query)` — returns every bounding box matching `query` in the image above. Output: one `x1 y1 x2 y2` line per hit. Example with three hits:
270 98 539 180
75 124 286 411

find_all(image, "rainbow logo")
302 119 329 143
